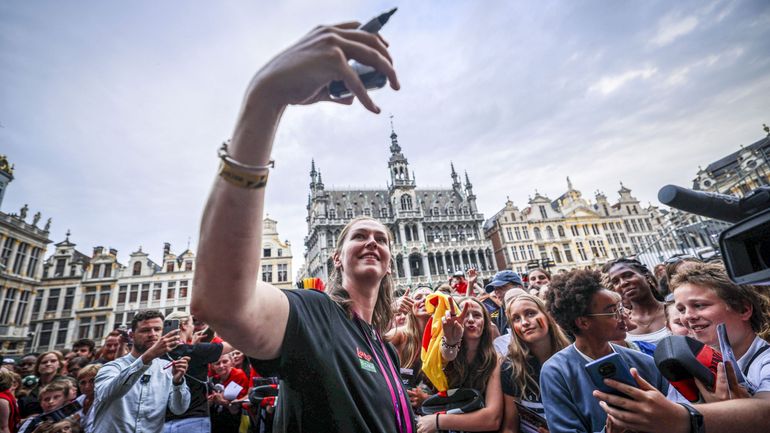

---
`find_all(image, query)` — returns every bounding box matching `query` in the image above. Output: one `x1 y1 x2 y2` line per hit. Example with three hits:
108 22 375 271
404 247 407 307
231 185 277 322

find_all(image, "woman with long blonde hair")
501 293 570 433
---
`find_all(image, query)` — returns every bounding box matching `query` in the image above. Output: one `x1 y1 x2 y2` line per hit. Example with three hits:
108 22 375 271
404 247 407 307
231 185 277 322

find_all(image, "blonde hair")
326 217 396 335
77 364 101 380
505 294 570 399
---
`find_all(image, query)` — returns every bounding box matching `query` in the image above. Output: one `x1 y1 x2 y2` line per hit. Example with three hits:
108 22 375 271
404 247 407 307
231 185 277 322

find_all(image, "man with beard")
92 331 126 365
92 310 190 433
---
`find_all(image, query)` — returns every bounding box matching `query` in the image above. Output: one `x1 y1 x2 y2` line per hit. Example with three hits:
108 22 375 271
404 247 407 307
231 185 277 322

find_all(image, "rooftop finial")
65 229 71 241
567 176 573 190
764 123 769 136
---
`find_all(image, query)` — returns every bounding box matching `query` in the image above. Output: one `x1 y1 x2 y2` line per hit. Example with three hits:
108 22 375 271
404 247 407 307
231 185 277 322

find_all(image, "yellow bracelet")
218 161 269 189
217 141 275 189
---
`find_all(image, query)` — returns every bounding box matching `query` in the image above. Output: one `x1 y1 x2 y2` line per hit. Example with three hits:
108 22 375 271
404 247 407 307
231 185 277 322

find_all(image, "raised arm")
191 22 399 360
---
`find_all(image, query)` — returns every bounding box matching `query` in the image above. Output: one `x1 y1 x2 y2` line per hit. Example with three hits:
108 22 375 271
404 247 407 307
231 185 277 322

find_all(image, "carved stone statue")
44 217 52 231
33 212 41 226
20 204 28 220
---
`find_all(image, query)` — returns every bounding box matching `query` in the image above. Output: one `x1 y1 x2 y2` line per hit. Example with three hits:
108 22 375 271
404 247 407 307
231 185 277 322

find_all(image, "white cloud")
588 67 658 95
651 15 699 47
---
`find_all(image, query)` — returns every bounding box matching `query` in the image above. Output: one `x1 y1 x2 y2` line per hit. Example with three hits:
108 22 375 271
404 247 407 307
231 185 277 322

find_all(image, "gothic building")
303 125 497 288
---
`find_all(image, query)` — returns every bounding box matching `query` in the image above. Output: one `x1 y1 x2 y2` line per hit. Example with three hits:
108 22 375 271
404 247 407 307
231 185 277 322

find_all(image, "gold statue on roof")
0 155 13 176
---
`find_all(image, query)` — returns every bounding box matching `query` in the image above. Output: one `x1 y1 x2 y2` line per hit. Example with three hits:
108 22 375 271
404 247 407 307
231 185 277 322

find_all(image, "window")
631 220 639 232
140 284 150 303
534 228 542 241
153 283 162 301
363 208 371 217
78 317 92 339
118 285 127 304
63 287 75 311
132 261 142 276
432 207 439 216
26 247 42 277
527 245 535 260
519 246 527 261
329 208 337 219
277 264 288 282
552 247 562 263
571 225 579 236
83 287 96 309
93 316 107 340
546 226 554 239
592 224 600 235
91 264 101 279
54 258 66 277
12 242 28 275
505 227 514 241
0 237 14 268
277 249 283 257
32 295 42 319
179 281 189 298
538 245 547 258
166 262 175 272
400 194 413 211
522 228 530 240
598 240 608 257
263 248 272 258
563 243 574 262
46 288 60 312
511 247 519 261
262 265 273 283
345 208 354 219
14 291 30 323
102 264 111 278
0 288 16 323
39 322 54 348
167 281 177 300
557 226 565 237
99 286 111 307
576 242 587 261
56 320 69 346
514 227 521 240
539 205 548 219
583 225 590 236
589 240 600 257
380 207 389 217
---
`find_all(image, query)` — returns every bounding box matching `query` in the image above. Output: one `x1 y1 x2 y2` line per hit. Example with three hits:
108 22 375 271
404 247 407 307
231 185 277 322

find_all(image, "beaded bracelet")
441 336 461 350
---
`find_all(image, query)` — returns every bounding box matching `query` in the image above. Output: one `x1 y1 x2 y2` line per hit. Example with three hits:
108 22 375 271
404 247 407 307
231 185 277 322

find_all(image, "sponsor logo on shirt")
357 347 376 373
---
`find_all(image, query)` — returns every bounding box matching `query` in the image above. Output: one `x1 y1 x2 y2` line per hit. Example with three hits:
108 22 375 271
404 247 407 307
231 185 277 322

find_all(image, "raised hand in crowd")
442 300 470 346
695 361 751 402
396 287 414 315
140 329 182 365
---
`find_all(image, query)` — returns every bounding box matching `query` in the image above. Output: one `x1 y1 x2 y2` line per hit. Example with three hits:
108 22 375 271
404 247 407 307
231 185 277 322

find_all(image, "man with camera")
92 310 191 433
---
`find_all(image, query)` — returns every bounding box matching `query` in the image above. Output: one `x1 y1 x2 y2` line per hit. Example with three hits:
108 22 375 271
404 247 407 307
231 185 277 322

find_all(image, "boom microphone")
658 185 743 223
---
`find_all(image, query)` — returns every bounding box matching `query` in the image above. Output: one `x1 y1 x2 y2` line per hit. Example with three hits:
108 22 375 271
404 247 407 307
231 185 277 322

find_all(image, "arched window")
557 226 565 237
345 208 354 219
552 247 562 263
132 261 142 276
401 194 413 211
546 226 554 239
328 208 336 219
534 227 542 240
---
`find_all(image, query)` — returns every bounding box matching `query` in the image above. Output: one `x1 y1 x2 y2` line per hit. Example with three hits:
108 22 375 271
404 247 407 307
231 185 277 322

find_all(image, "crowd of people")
2 19 768 433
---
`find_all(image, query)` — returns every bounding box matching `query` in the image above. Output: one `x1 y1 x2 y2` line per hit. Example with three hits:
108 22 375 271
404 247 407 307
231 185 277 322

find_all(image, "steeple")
464 171 473 190
464 170 477 213
567 176 574 190
387 115 414 190
316 170 324 190
450 162 460 188
309 159 317 190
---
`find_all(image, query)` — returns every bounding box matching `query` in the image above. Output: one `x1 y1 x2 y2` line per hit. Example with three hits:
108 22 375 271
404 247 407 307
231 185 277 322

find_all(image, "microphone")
658 185 742 223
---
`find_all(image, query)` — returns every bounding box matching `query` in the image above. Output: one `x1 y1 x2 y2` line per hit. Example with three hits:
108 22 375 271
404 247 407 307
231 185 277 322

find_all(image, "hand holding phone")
585 353 637 397
163 319 180 336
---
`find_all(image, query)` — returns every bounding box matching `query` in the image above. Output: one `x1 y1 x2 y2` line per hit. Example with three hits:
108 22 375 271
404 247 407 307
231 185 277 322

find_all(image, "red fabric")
455 280 468 295
220 367 250 400
0 389 20 433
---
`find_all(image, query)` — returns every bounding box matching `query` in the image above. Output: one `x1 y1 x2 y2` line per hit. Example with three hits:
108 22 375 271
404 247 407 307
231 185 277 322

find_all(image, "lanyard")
356 316 413 433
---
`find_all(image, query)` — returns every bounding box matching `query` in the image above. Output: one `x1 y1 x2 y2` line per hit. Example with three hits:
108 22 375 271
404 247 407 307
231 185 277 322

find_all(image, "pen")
328 8 397 99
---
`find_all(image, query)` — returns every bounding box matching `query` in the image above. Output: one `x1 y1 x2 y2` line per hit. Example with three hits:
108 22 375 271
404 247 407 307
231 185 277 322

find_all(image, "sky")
1 0 769 276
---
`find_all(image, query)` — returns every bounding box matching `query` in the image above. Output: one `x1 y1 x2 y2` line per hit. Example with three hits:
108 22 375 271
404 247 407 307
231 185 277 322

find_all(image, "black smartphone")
584 353 637 396
163 319 180 336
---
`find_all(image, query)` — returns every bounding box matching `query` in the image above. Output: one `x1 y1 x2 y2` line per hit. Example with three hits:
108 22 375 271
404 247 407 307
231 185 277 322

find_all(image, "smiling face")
411 288 432 318
582 289 628 342
102 336 121 360
334 219 392 284
674 282 750 347
213 353 233 378
509 299 549 344
607 263 651 303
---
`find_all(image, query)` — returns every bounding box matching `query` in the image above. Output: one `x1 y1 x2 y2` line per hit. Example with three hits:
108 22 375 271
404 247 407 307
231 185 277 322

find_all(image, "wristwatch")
678 402 704 433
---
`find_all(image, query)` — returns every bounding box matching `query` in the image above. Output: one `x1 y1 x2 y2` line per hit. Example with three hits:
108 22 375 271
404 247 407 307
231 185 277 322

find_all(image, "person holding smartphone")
92 310 191 433
190 15 405 432
540 269 668 433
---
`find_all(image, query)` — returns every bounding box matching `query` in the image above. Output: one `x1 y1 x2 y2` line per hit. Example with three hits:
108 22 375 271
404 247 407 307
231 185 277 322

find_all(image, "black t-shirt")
252 289 416 433
500 358 544 417
482 298 509 335
165 342 224 420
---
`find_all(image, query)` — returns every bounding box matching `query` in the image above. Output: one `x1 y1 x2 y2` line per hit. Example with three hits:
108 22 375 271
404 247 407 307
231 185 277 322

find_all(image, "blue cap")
485 270 524 293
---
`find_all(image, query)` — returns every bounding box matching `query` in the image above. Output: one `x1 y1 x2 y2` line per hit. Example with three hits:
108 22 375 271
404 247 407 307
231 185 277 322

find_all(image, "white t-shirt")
493 333 511 357
739 336 770 395
626 326 671 344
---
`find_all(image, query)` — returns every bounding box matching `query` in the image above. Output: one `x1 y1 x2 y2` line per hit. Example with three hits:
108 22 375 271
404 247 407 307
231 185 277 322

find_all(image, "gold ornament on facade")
0 155 13 176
